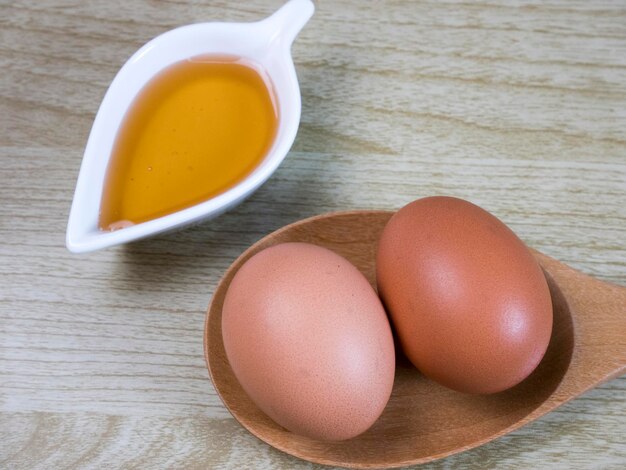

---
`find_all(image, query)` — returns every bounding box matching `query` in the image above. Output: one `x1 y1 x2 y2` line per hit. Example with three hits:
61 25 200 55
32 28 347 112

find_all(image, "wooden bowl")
204 211 576 468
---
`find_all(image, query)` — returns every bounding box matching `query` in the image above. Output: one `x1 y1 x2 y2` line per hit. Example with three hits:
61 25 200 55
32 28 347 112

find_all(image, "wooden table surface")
1 0 625 468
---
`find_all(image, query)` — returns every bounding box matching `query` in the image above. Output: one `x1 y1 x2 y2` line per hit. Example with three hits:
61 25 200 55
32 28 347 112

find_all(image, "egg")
376 196 553 394
222 242 395 441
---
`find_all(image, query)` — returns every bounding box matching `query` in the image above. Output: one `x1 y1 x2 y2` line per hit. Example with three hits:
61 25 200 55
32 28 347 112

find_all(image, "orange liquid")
99 55 278 230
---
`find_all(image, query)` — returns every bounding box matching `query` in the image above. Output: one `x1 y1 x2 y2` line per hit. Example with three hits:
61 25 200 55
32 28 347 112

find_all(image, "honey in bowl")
98 55 279 231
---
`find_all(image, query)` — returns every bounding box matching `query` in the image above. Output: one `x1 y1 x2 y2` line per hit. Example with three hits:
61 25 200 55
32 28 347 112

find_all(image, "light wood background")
1 0 625 468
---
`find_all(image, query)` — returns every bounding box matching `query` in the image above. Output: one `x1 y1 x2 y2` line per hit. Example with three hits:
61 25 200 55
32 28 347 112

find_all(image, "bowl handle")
262 0 315 51
537 251 626 391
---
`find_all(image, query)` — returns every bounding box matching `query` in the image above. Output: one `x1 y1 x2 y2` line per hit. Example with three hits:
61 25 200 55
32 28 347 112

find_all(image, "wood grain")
1 0 625 468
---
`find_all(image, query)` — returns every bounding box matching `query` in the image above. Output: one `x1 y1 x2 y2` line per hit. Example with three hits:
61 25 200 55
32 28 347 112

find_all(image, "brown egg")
222 242 395 441
376 196 553 394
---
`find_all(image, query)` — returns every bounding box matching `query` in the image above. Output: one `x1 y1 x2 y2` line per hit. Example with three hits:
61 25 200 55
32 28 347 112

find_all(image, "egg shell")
222 242 395 441
376 196 553 394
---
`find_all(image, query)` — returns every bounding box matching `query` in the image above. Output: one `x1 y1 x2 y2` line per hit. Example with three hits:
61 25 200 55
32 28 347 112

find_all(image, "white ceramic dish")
66 0 314 253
